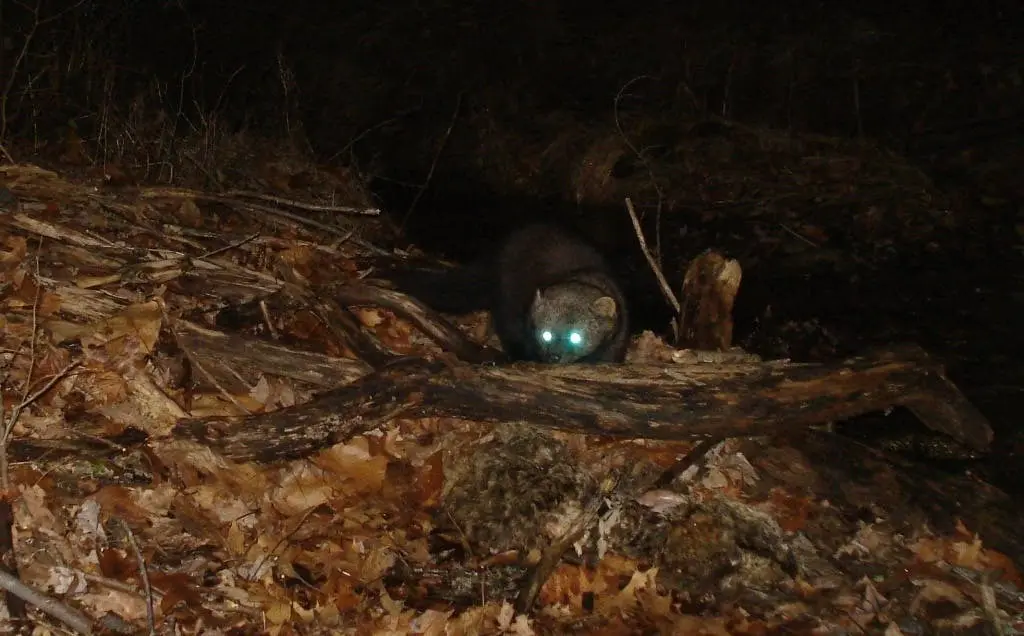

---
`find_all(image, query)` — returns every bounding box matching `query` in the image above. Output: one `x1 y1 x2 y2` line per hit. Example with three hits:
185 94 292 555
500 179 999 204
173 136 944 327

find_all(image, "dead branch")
172 319 373 392
0 499 25 620
625 197 680 314
383 561 528 607
141 186 379 216
515 480 609 614
5 213 118 250
401 91 463 229
335 283 501 364
171 344 992 463
614 76 667 263
135 187 390 256
274 269 401 369
0 569 93 634
225 189 380 216
0 251 80 621
121 521 155 636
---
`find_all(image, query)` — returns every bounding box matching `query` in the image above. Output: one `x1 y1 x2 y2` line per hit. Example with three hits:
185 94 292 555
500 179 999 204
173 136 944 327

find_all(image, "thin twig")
140 187 379 216
514 475 616 614
258 299 280 340
625 197 680 314
0 250 46 621
401 91 463 230
779 223 819 248
198 231 261 259
121 521 155 636
188 358 253 415
137 188 388 255
224 190 380 216
0 0 86 137
211 65 245 118
23 248 42 401
82 572 263 619
276 46 297 139
722 51 737 118
1 362 83 478
33 0 88 26
852 60 864 141
0 246 54 491
229 200 352 238
613 76 666 264
82 573 162 599
327 105 422 165
0 569 93 634
0 0 40 139
248 505 319 583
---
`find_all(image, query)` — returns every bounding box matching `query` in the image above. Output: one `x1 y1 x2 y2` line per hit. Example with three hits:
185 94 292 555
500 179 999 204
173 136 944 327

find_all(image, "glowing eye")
569 331 583 346
541 330 553 343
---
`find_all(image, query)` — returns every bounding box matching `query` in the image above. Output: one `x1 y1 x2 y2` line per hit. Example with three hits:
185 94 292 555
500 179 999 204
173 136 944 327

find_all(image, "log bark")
172 319 373 391
172 344 992 463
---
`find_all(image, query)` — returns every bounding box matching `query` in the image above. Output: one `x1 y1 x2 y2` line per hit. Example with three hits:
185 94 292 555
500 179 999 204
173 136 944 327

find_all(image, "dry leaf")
315 438 389 496
908 579 967 616
270 463 336 515
175 198 203 227
78 590 148 622
354 307 384 328
416 451 444 507
91 486 150 526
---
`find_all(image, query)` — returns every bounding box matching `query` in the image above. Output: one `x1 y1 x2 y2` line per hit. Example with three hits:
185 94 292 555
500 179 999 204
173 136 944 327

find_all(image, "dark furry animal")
393 223 630 363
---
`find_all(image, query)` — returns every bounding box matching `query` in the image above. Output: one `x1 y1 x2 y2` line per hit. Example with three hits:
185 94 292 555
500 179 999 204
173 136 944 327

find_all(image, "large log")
173 344 992 463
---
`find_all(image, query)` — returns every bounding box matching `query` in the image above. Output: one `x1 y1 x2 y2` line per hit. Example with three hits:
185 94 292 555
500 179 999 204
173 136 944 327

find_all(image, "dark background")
2 0 1022 492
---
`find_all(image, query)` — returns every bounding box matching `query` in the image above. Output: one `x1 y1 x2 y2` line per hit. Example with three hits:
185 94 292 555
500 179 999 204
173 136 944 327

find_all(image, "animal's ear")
592 296 617 318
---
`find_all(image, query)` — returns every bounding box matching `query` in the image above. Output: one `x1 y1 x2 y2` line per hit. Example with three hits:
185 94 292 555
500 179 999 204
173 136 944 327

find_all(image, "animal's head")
530 283 619 363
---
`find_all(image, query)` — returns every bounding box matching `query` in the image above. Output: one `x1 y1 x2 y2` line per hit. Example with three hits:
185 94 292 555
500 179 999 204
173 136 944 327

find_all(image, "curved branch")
335 283 501 364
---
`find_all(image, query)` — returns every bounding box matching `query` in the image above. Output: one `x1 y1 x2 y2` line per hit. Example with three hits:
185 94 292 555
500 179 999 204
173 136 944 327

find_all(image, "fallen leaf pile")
0 162 1021 634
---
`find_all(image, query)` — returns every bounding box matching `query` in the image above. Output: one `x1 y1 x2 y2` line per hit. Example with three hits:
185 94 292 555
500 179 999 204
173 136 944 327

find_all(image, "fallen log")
172 343 992 463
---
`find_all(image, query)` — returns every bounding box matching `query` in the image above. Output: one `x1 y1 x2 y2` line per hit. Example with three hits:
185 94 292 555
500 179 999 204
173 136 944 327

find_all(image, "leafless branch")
0 569 93 634
625 197 680 314
122 521 155 636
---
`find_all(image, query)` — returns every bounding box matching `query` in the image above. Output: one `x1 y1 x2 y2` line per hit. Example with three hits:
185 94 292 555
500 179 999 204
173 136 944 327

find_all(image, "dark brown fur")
392 223 629 363
494 224 629 363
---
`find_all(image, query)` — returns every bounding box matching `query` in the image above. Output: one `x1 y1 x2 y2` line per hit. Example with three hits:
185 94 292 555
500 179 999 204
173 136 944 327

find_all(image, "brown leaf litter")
0 162 1022 634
